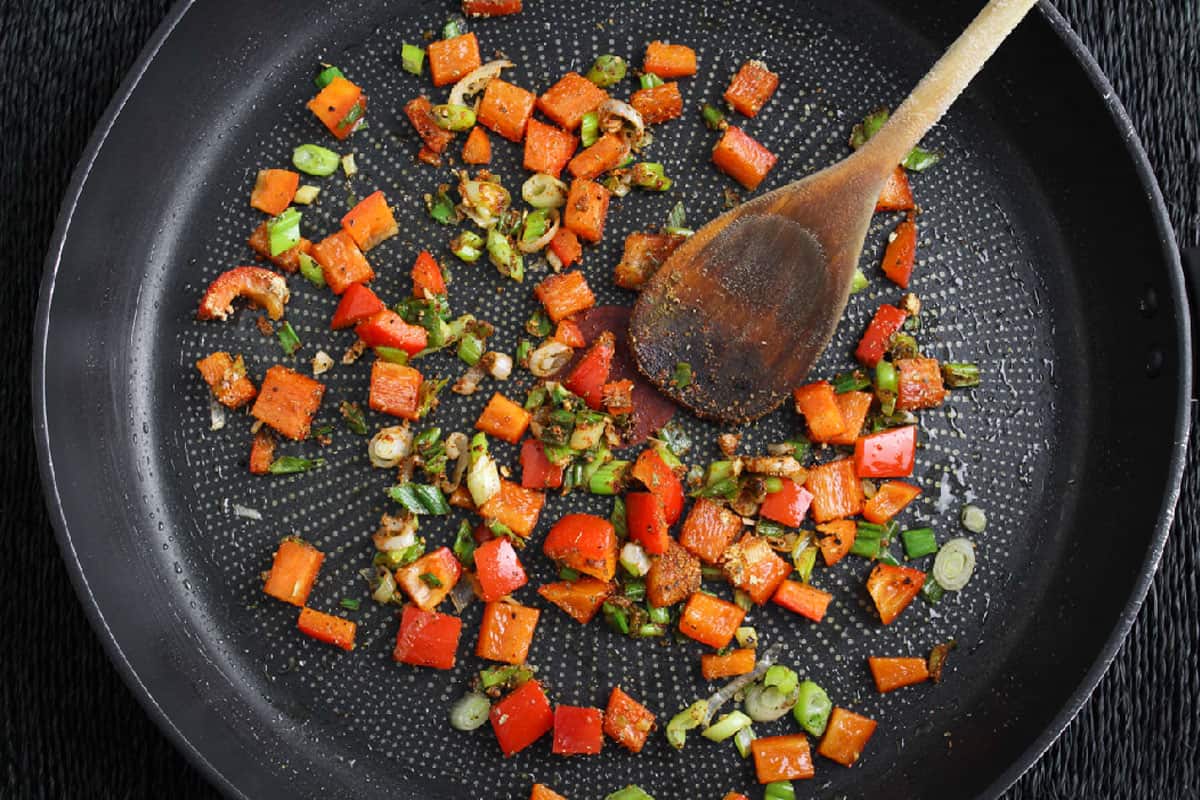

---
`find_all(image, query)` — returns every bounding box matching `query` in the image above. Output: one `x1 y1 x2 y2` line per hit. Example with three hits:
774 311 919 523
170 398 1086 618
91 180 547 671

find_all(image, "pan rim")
30 1 1190 799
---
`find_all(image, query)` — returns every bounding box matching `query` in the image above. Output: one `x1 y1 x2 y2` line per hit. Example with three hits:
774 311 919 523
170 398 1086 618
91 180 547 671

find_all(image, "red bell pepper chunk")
393 604 463 670
543 513 617 581
854 425 917 478
520 438 564 489
355 310 428 355
563 331 614 410
490 680 554 756
624 492 669 555
631 447 684 524
854 304 907 368
474 537 528 602
758 478 813 528
603 686 656 753
881 212 917 288
866 563 926 625
297 607 357 651
552 705 604 755
197 266 289 322
818 707 878 767
330 283 385 329
773 580 833 622
396 547 462 610
411 250 447 297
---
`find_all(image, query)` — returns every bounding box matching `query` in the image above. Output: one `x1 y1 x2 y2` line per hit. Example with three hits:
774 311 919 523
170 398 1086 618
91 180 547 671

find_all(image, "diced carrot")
773 580 833 622
563 331 613 410
805 458 864 523
630 82 683 125
713 125 776 191
523 119 578 178
477 599 540 664
866 563 925 625
701 648 756 680
868 656 930 693
827 390 874 446
250 170 300 216
643 41 697 78
646 541 701 607
521 438 564 490
876 166 914 212
723 535 792 605
863 481 921 524
475 392 532 444
478 479 545 537
548 227 582 268
724 60 780 117
534 270 596 323
247 221 311 273
368 360 423 421
752 735 815 783
196 351 257 409
251 365 325 440
563 178 611 243
530 785 566 800
603 686 656 753
396 547 462 610
297 607 356 651
404 95 455 155
306 76 366 140
882 211 917 288
463 0 522 16
537 72 609 131
311 230 374 295
491 680 554 756
793 381 847 442
896 357 947 410
679 591 745 649
543 513 617 581
816 520 856 567
411 250 447 297
341 190 398 251
462 126 492 164
330 282 385 329
567 132 630 180
478 78 537 142
197 266 290 322
393 604 463 670
625 492 669 555
758 478 813 528
249 428 275 475
428 32 481 87
537 578 613 623
679 498 743 565
601 379 634 416
817 707 877 767
613 231 685 290
263 538 324 606
553 705 604 755
355 310 428 354
554 319 586 348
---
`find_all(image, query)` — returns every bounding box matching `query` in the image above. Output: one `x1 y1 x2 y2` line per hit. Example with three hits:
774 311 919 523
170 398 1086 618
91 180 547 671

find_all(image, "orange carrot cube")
563 178 611 243
249 428 275 476
311 230 374 295
475 392 532 443
530 785 566 800
196 351 257 409
463 0 522 15
896 357 947 410
428 32 481 87
523 119 578 178
724 60 780 117
249 169 299 216
537 72 609 131
876 166 914 212
712 125 777 190
478 78 537 142
533 270 596 322
773 580 833 622
643 41 697 78
567 132 629 180
251 365 325 440
263 538 324 606
614 231 685 290
368 361 423 421
476 600 540 664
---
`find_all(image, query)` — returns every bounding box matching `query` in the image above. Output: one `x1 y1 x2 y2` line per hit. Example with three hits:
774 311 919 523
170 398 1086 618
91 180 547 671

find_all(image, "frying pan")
32 0 1189 798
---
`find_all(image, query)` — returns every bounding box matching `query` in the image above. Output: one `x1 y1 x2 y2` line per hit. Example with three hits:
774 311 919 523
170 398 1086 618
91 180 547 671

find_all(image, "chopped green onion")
849 107 890 149
373 543 424 570
856 521 888 540
623 580 646 602
479 664 534 690
336 102 364 131
764 782 795 800
602 601 630 634
733 725 756 758
793 680 832 736
888 332 920 361
605 787 655 800
735 626 758 648
417 376 449 418
339 598 360 611
420 571 443 588
457 333 485 366
943 362 981 388
850 536 881 559
932 537 976 590
580 111 600 147
448 692 490 731
732 589 752 612
634 623 665 638
671 362 693 389
666 700 709 749
266 208 301 256
515 339 533 367
276 321 301 356
387 483 450 515
314 65 344 89
451 520 476 568
921 576 945 604
401 43 425 75
521 208 552 243
902 145 943 172
442 16 466 38
631 162 672 191
292 143 341 177
640 72 665 90
374 346 409 365
832 370 871 394
701 564 725 581
293 185 320 205
901 528 938 559
340 152 357 176
928 639 957 680
656 421 692 457
620 541 650 577
525 308 553 338
588 460 629 495
427 187 456 225
875 359 898 416
611 497 628 539
764 665 799 696
450 230 484 262
784 436 810 461
877 547 902 567
665 201 687 230
339 401 368 435
795 545 817 583
762 476 783 494
431 103 476 131
700 102 726 130
961 503 987 533
558 566 581 582
647 605 671 625
586 54 627 87
268 456 325 475
702 710 752 742
486 227 524 281
850 267 869 294
297 253 325 287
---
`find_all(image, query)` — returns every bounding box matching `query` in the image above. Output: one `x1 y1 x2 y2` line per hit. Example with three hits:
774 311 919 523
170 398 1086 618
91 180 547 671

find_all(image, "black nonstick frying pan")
33 0 1189 798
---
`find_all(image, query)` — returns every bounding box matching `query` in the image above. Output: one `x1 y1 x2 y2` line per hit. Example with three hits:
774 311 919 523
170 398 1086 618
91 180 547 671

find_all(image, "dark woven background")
2 0 1197 797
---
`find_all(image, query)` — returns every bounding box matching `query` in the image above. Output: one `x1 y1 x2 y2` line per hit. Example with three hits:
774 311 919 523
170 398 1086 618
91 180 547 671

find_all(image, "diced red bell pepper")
477 600 540 664
404 96 455 155
828 390 874 446
251 365 325 440
393 604 463 670
341 190 398 251
548 227 582 268
552 705 604 755
862 481 922 524
679 591 745 649
866 563 926 625
474 537 528 602
601 379 634 416
262 538 324 606
369 360 422 421
396 547 462 610
805 458 864 523
723 536 792 605
537 578 612 624
563 331 614 411
476 392 532 444
624 492 669 556
411 250 447 297
307 76 366 140
330 283 385 329
758 478 813 528
817 707 878 767
876 166 914 212
463 0 522 14
881 211 917 288
773 580 833 622
531 786 566 800
701 648 757 680
543 513 617 581
896 357 948 410
534 270 596 323
297 607 356 651
854 425 917 478
355 310 428 355
603 686 656 753
752 735 815 783
197 266 289 321
311 230 375 294
249 169 300 216
631 447 684 524
679 498 743 565
196 351 257 409
490 680 554 756
478 479 545 537
554 319 586 348
816 520 856 567
855 304 907 367
868 656 930 693
520 439 564 489
792 381 847 443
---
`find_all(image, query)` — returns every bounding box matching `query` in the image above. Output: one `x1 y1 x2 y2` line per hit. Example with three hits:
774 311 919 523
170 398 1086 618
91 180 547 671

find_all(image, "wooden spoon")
630 0 1040 423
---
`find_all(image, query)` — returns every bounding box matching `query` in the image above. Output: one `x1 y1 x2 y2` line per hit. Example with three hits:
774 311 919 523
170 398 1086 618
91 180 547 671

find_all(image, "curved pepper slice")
197 266 289 321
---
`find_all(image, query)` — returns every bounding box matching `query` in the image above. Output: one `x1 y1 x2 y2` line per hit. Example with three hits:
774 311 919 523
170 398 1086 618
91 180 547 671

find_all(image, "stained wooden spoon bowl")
630 0 1040 423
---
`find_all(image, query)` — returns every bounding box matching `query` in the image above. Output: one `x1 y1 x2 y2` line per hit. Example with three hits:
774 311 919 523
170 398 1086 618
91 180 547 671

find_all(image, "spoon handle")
859 0 1040 172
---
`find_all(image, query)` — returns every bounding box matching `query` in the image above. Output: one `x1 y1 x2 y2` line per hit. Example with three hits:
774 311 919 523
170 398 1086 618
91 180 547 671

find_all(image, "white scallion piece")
932 537 976 591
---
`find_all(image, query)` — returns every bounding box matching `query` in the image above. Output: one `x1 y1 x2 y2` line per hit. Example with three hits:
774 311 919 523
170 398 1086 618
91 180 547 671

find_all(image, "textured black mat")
2 0 1197 798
